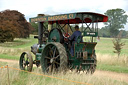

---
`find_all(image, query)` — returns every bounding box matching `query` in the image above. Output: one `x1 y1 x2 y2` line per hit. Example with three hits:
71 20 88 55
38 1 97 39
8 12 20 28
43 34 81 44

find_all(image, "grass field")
0 35 37 60
0 35 128 73
0 36 128 85
96 37 128 55
0 62 128 85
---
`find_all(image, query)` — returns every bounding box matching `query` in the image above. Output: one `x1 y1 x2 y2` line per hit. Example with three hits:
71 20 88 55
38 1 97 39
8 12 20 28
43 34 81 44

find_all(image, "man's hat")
75 25 79 29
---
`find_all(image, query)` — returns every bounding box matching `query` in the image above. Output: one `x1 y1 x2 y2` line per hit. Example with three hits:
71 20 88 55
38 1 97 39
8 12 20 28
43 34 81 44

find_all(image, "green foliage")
30 22 38 34
30 22 48 34
99 27 110 37
113 32 125 57
104 8 128 37
30 14 49 34
120 30 128 38
99 27 128 38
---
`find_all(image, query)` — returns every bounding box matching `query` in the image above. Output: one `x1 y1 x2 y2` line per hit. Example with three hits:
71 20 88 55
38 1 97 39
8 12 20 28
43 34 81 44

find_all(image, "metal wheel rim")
19 52 33 72
41 42 68 73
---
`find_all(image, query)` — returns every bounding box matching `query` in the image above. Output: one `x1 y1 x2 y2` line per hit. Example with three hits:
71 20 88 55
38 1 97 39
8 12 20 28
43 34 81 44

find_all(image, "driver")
69 25 82 56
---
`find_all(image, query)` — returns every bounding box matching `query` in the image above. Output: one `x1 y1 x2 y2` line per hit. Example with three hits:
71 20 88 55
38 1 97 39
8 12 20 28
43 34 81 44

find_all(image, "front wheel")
19 52 33 72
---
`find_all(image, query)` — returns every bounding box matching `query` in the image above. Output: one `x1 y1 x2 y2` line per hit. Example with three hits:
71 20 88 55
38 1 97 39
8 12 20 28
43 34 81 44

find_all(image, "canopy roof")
29 12 108 24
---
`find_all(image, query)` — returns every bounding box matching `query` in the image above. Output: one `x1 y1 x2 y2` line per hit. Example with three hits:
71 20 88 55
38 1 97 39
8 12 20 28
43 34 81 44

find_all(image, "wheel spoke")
54 55 60 59
45 56 51 59
47 65 52 73
52 63 56 72
23 64 26 69
49 52 53 58
48 47 54 54
27 56 29 61
47 46 53 58
23 58 25 62
27 64 29 70
54 61 60 65
53 47 56 57
23 58 26 65
24 55 27 61
47 62 51 64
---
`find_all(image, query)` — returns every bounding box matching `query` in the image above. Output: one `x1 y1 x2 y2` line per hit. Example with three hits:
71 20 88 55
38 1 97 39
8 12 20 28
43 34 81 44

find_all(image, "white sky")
0 0 128 30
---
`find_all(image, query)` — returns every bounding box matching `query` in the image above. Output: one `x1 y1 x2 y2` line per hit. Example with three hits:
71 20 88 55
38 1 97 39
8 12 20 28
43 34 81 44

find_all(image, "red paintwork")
48 12 108 24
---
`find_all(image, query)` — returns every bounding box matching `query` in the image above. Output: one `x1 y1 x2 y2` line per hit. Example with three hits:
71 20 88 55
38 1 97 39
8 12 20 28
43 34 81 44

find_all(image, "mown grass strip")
0 54 19 60
97 63 128 73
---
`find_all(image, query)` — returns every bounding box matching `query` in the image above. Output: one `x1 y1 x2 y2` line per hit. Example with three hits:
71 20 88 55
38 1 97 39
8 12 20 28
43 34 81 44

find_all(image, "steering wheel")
63 33 70 41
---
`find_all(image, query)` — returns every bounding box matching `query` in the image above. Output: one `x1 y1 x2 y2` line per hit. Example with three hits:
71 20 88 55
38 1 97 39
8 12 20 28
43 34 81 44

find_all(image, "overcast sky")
0 0 128 30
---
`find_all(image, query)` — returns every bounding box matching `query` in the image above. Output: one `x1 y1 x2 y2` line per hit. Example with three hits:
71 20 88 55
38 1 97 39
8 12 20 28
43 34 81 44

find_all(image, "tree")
99 27 110 37
119 30 128 38
113 32 125 57
30 22 38 34
104 8 128 37
30 22 49 34
126 31 128 38
30 14 48 34
0 10 33 42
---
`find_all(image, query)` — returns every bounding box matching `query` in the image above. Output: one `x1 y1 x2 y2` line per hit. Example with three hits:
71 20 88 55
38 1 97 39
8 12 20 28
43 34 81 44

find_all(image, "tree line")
99 28 128 38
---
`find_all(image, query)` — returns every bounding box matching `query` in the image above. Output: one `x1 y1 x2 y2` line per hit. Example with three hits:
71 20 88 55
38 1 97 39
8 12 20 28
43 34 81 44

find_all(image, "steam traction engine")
19 12 108 73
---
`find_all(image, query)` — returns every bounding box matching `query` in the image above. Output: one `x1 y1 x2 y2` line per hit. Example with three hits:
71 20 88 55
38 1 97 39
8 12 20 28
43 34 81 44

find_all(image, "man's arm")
69 32 75 41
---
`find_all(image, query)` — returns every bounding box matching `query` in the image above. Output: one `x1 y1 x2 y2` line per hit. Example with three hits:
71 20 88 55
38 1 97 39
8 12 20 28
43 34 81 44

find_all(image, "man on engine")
69 25 82 56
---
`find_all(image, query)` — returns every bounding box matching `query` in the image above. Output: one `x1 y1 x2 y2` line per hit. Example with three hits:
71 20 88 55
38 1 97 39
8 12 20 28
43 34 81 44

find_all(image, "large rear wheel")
41 42 67 73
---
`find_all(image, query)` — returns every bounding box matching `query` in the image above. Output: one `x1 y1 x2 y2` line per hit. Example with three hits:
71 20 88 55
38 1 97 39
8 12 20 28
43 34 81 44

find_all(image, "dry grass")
0 63 128 85
0 47 30 56
97 53 128 67
0 37 128 85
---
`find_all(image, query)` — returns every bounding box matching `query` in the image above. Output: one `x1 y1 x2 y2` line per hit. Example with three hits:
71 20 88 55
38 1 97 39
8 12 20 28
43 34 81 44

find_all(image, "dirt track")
0 59 18 63
94 70 128 83
0 58 128 83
